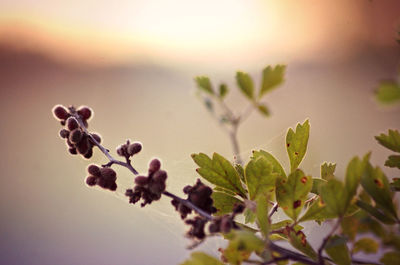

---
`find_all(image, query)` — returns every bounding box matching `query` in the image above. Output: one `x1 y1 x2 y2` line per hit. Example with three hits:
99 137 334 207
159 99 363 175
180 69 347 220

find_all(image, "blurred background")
1 0 400 264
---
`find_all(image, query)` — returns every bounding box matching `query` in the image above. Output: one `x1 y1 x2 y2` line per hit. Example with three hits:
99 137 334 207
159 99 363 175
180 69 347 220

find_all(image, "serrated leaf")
235 164 245 183
236 71 254 100
390 178 400 191
353 238 378 254
259 65 286 98
214 186 236 196
192 153 246 197
361 163 398 219
257 103 270 117
376 80 400 104
212 192 243 216
380 251 400 265
223 230 264 265
325 235 351 265
321 162 336 180
276 170 313 221
310 178 326 195
299 197 336 223
181 252 224 265
287 230 317 260
271 220 294 230
219 83 228 99
355 200 397 224
195 76 214 95
320 179 348 217
375 129 400 153
245 156 277 200
244 208 257 224
345 154 370 206
252 150 287 178
256 195 270 237
286 120 310 172
385 155 400 169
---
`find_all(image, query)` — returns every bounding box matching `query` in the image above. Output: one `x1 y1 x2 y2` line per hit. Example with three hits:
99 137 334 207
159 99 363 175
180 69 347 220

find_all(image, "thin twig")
268 203 279 219
317 217 342 265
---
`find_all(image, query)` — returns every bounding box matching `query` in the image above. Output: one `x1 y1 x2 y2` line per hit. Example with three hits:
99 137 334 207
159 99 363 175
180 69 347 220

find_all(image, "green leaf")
219 83 228 99
212 192 243 216
214 186 236 196
320 179 348 217
181 252 224 265
299 197 336 223
252 150 287 178
353 238 378 254
361 163 398 219
390 178 400 192
244 208 257 224
325 235 351 265
275 169 313 221
385 155 400 169
380 251 400 265
376 80 400 104
192 152 247 197
286 120 310 172
245 156 277 200
256 195 270 237
287 230 317 260
234 164 245 183
345 154 370 206
223 230 264 265
259 65 286 98
375 129 400 153
355 200 397 224
321 162 336 180
195 76 214 95
257 103 270 117
310 178 326 195
270 220 294 230
236 71 254 100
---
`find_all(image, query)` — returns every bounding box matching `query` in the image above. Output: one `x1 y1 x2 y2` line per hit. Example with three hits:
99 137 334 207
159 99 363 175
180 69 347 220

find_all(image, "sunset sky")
0 1 399 265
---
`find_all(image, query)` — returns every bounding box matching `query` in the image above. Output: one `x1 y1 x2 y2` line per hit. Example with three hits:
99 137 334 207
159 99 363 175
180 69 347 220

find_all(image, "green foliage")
212 192 243 216
287 229 317 260
385 155 400 169
252 150 287 178
286 120 310 172
195 76 214 95
380 251 400 265
257 103 270 116
376 80 400 104
256 194 270 237
192 152 247 197
222 230 264 265
275 169 312 221
219 83 229 99
245 156 277 200
321 162 336 180
375 129 400 153
181 252 224 265
353 238 378 254
325 236 351 265
320 179 348 217
236 71 255 101
259 65 286 98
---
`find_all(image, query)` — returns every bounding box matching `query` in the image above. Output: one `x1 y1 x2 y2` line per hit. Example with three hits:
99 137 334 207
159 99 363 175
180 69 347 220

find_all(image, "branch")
70 107 214 221
268 203 279 219
317 217 342 265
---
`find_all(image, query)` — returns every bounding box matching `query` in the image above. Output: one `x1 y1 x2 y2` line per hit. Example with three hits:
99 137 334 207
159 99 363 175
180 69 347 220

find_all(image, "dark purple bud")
148 158 161 174
127 142 142 156
77 106 92 120
59 129 70 139
87 164 101 176
66 117 79 131
69 129 83 144
53 105 69 120
86 175 97 186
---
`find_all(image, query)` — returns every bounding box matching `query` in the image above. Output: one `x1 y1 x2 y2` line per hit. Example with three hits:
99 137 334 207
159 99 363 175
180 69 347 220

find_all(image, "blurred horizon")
1 1 400 265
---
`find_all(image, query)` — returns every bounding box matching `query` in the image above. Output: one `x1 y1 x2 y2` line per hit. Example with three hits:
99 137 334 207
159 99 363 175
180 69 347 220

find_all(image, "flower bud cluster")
185 217 207 239
85 164 117 191
171 179 217 219
125 159 167 207
116 140 142 158
53 105 101 159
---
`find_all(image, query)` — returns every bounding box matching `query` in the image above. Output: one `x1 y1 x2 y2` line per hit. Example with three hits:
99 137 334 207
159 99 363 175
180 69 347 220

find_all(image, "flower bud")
100 167 117 182
135 176 148 186
68 147 77 155
90 133 101 144
148 159 161 174
69 129 83 144
128 142 142 156
87 164 101 176
66 117 79 131
59 129 69 139
77 106 92 120
83 147 93 159
77 138 90 155
153 170 167 182
53 105 69 120
86 176 97 186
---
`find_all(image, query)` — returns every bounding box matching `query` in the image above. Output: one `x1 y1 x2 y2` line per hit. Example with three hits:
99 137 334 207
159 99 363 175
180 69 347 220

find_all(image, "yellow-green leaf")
259 65 286 98
256 195 270 237
310 178 326 195
353 238 378 254
355 200 397 224
286 120 310 172
252 150 287 178
375 129 400 153
219 83 228 99
257 103 270 117
245 156 277 200
276 170 312 221
299 197 336 223
320 179 348 217
321 162 336 180
195 76 214 95
192 152 247 197
385 155 400 169
325 235 351 265
345 154 370 206
287 230 317 260
181 252 224 265
376 80 400 104
223 230 264 265
236 71 254 100
380 251 400 265
212 192 243 216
